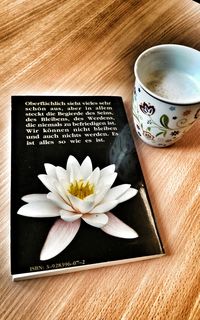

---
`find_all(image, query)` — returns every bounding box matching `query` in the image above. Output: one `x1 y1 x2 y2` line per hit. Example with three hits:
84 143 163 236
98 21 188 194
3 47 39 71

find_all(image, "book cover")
11 95 164 280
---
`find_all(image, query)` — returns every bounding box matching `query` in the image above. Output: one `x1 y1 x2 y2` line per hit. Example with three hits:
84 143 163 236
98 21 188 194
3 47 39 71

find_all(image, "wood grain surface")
0 0 200 319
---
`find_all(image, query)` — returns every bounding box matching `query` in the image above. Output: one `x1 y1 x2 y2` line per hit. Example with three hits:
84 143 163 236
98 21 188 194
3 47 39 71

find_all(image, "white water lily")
18 155 138 260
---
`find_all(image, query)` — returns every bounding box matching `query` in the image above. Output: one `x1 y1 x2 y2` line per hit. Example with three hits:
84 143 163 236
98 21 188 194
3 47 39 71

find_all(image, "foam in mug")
145 69 200 103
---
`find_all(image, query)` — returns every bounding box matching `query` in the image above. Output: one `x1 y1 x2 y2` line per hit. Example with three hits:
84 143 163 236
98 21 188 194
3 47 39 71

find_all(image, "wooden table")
1 1 200 319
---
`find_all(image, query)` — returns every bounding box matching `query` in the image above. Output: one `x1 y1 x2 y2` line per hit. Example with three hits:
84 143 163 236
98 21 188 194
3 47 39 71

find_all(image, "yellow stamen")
68 180 94 199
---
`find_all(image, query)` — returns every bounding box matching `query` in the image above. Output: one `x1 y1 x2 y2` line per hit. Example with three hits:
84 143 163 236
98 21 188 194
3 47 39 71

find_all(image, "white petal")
47 192 74 211
90 200 118 214
67 193 94 213
100 164 115 176
83 193 96 202
70 163 82 182
38 174 57 193
104 184 131 201
93 187 112 206
103 185 137 203
97 172 117 190
17 201 60 217
40 219 81 260
66 155 80 171
54 181 70 203
117 188 138 203
80 156 93 179
44 163 57 177
86 167 100 185
56 166 69 183
82 213 108 228
60 209 82 222
22 194 47 203
101 212 138 238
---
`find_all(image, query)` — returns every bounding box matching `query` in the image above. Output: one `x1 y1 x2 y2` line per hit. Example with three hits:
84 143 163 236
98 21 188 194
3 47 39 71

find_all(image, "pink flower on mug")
183 110 191 116
139 102 155 116
18 155 138 260
143 130 155 140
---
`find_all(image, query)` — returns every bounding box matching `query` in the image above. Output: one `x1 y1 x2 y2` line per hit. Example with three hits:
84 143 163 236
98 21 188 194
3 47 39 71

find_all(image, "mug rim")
134 44 200 105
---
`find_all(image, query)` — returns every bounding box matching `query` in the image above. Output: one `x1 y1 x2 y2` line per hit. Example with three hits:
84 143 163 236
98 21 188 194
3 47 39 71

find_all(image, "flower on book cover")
18 155 138 260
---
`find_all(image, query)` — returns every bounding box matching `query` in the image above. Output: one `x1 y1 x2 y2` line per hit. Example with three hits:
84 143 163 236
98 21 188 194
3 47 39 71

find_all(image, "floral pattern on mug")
133 84 200 147
183 110 191 116
170 130 180 136
143 131 155 140
139 102 155 116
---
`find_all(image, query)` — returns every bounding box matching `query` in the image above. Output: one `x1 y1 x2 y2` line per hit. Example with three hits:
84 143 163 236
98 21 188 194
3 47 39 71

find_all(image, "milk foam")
145 70 200 102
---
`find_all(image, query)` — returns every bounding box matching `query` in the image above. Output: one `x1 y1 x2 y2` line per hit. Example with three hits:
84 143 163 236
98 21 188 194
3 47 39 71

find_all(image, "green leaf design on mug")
160 114 169 128
156 130 167 137
156 131 164 137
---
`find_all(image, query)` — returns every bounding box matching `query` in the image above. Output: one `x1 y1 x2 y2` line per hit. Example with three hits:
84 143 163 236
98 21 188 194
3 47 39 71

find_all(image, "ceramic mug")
133 44 200 147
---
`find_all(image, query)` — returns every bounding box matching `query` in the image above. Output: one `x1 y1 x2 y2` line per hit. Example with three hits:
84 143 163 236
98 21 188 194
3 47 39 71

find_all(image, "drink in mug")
145 70 200 102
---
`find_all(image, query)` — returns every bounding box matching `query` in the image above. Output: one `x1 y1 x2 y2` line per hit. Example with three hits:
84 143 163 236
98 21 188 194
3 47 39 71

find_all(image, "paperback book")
11 95 164 280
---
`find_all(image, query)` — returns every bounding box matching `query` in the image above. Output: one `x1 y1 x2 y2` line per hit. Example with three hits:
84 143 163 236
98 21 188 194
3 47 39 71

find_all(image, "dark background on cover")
11 96 164 275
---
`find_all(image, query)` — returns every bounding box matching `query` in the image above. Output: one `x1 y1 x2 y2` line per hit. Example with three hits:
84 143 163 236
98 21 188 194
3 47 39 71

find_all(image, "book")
11 95 165 280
